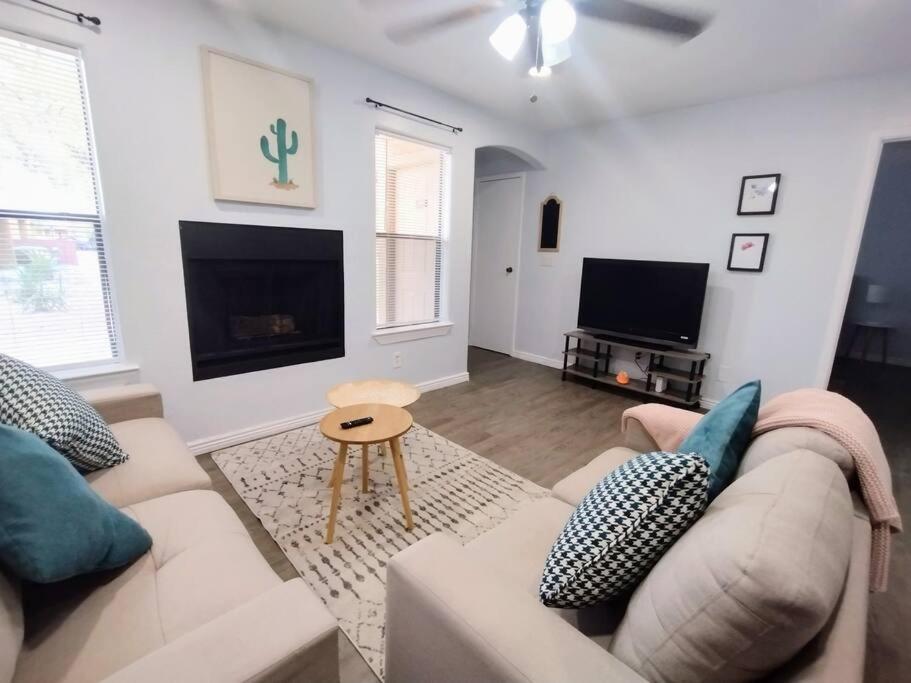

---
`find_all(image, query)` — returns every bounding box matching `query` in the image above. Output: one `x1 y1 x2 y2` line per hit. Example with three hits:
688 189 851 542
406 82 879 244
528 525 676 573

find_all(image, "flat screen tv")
577 258 709 348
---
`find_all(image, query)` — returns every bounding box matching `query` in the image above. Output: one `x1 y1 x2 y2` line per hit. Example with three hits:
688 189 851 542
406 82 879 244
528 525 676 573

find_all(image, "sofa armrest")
80 384 163 424
101 579 338 683
386 534 645 683
621 403 701 452
622 417 660 452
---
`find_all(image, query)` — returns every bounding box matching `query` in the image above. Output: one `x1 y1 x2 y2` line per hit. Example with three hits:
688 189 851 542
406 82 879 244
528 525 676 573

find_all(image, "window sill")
372 321 453 345
52 361 140 383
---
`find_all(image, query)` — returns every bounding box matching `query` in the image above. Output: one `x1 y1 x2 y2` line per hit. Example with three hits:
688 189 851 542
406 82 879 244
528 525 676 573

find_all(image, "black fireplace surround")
179 221 344 381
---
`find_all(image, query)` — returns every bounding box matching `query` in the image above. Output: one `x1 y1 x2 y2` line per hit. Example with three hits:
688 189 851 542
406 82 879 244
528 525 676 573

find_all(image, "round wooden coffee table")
327 379 420 458
326 379 420 409
319 403 414 544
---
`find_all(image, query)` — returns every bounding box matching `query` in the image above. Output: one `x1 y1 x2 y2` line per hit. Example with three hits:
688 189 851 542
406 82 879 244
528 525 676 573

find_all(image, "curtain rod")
29 0 100 25
365 98 462 134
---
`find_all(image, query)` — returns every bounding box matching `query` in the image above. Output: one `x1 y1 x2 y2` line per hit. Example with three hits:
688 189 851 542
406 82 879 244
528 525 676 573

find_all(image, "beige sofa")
386 415 872 683
0 385 338 683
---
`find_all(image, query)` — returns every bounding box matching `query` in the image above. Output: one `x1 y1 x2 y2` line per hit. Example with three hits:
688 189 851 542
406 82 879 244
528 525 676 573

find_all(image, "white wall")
7 0 908 430
2 0 545 446
515 72 911 403
843 140 911 365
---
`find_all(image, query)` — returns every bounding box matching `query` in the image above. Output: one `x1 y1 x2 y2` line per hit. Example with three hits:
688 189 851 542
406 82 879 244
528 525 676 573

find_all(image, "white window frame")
372 129 453 343
0 29 123 372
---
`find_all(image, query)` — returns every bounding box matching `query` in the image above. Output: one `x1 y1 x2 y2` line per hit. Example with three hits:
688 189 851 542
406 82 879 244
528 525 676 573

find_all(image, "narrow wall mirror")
539 195 562 252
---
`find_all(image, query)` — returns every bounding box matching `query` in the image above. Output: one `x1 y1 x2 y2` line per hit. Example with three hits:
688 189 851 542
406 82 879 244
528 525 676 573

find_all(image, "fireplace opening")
179 221 344 381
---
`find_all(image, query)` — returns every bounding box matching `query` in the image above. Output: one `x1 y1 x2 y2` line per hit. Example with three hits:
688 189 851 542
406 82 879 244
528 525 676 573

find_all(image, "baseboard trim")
187 371 470 455
417 371 471 392
189 407 333 456
511 350 563 369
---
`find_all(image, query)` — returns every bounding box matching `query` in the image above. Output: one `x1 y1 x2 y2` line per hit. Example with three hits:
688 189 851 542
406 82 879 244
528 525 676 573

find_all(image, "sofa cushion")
86 418 212 508
679 380 761 500
0 353 127 472
540 452 710 609
466 498 625 650
0 425 152 584
14 490 280 683
0 570 22 683
552 447 638 506
610 450 853 683
738 426 854 480
466 498 574 596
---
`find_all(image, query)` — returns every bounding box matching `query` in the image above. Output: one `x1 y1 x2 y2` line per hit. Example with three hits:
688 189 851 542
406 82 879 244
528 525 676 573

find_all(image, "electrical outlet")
392 352 403 369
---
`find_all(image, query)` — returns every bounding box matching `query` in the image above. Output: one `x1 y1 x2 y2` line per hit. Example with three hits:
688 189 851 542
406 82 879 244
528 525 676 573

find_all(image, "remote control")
340 416 374 430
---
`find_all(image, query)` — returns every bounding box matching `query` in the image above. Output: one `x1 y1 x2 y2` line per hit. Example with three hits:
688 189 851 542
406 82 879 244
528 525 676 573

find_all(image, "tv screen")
577 258 709 348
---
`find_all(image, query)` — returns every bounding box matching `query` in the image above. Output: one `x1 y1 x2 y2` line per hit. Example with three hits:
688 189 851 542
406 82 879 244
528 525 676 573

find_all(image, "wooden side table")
319 403 414 544
326 379 420 458
327 379 420 409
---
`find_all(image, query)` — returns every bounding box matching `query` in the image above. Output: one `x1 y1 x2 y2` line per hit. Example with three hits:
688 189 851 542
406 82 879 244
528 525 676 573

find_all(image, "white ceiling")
238 0 911 129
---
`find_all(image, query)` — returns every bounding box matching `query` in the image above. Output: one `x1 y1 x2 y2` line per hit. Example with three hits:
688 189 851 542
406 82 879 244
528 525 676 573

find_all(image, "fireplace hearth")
179 221 344 381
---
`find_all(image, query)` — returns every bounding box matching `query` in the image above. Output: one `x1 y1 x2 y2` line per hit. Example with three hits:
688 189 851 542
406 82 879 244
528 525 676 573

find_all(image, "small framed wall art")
538 195 562 252
727 233 769 272
202 47 317 208
737 173 780 215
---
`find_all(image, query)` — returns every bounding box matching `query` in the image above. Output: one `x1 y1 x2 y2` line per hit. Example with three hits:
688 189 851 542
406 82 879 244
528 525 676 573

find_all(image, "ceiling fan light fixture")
489 13 527 61
528 64 552 78
541 39 571 67
540 0 576 45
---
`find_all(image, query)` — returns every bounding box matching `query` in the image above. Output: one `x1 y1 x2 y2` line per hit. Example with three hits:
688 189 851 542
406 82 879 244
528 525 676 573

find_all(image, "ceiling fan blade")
385 2 503 44
575 0 709 40
522 8 542 71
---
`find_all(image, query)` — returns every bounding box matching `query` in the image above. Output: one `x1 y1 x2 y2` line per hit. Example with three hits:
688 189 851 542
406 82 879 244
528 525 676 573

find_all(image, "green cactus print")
259 117 299 188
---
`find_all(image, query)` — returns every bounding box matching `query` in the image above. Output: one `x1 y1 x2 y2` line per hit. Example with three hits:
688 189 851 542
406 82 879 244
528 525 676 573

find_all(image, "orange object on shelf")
616 371 630 385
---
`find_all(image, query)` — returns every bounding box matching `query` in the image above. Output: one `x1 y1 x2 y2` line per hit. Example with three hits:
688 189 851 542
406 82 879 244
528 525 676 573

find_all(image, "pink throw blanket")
621 389 902 592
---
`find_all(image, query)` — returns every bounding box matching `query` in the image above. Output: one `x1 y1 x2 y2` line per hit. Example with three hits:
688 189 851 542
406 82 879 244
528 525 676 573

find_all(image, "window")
374 131 450 329
0 31 119 369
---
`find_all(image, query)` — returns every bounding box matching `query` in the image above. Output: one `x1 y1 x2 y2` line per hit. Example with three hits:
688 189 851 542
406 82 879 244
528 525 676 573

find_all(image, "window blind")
0 31 119 369
375 131 450 329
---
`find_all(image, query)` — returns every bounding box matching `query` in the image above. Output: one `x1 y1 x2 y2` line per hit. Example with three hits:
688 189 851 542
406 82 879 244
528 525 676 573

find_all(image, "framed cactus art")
202 47 316 208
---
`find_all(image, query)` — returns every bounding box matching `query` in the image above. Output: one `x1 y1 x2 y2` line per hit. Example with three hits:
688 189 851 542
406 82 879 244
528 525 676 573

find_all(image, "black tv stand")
591 333 673 352
562 329 710 408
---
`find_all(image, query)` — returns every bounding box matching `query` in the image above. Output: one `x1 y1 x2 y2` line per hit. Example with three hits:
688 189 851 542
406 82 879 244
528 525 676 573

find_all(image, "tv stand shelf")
562 330 709 408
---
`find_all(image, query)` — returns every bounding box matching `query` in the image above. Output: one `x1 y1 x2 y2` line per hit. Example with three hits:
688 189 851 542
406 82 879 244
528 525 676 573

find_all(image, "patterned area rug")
212 423 548 679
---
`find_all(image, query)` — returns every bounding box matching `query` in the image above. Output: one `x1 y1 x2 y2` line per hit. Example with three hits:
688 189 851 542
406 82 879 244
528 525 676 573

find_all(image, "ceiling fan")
382 0 710 78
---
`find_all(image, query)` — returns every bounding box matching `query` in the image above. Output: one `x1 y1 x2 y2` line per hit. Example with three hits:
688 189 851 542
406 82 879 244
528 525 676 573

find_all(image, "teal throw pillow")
0 424 152 583
679 380 761 500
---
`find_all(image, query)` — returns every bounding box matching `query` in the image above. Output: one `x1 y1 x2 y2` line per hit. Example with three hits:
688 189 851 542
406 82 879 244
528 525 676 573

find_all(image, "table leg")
389 437 414 531
325 442 348 544
378 442 386 457
361 443 370 493
845 323 860 359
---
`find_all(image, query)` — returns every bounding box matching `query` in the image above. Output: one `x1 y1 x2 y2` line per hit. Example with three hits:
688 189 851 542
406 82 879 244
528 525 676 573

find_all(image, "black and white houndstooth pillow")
0 354 128 472
540 451 709 608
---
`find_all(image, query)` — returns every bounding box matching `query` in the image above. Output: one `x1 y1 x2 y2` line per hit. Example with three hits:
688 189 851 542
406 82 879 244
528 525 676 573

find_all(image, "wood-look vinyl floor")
828 356 910 683
200 347 907 683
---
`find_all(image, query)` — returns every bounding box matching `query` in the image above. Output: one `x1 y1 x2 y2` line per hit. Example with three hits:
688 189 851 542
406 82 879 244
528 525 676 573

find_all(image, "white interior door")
469 175 523 354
